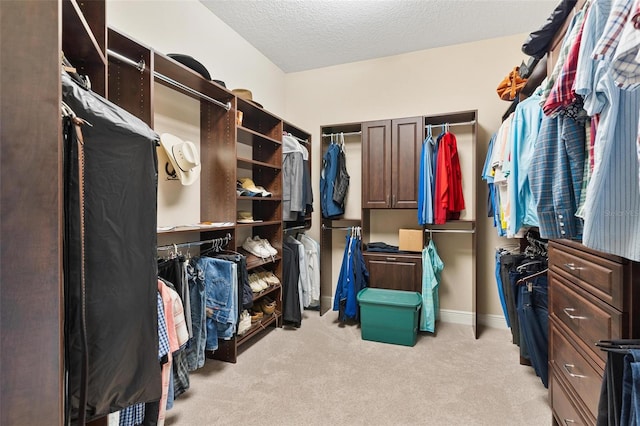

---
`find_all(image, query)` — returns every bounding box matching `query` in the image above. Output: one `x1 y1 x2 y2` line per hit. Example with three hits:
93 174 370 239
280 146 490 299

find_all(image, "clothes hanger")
516 260 545 273
516 268 548 286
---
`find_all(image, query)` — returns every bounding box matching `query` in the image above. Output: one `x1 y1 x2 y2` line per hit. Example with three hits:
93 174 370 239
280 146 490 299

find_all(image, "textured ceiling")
200 0 560 73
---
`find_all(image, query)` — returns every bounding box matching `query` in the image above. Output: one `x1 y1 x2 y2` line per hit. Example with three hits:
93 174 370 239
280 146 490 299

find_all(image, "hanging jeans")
197 257 236 352
495 249 510 328
186 259 206 371
516 275 549 388
621 350 640 426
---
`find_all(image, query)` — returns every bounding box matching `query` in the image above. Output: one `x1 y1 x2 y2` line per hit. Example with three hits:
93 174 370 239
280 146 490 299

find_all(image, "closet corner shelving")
321 111 478 338
69 9 312 365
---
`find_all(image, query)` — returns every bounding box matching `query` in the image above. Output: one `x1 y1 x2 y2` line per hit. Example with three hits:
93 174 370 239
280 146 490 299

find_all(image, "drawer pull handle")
563 363 586 379
563 420 576 425
385 257 397 261
563 262 581 271
563 308 587 320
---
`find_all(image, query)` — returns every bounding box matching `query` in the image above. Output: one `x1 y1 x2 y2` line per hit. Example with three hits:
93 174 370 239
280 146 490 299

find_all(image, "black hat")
167 53 212 81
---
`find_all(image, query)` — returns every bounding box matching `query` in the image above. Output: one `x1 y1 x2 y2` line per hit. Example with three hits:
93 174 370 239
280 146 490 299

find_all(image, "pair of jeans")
197 257 236 351
621 349 640 425
516 275 549 388
185 259 206 371
495 249 510 328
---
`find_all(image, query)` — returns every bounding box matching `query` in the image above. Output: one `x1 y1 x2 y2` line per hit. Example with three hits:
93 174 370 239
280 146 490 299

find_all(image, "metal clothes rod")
284 133 309 144
322 224 356 231
107 49 232 112
425 120 476 128
157 233 232 251
425 229 476 234
322 131 362 137
284 225 307 232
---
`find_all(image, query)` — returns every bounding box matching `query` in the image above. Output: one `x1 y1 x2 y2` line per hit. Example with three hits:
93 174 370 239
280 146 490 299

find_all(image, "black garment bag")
63 70 161 423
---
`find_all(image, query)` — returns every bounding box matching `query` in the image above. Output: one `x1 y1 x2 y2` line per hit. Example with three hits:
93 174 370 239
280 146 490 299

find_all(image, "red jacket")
434 132 465 224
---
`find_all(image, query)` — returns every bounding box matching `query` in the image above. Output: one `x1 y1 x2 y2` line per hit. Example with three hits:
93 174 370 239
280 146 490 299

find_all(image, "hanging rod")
425 228 476 234
322 224 357 231
157 233 232 251
284 225 307 232
284 133 309 144
107 49 232 112
425 120 476 128
322 131 362 137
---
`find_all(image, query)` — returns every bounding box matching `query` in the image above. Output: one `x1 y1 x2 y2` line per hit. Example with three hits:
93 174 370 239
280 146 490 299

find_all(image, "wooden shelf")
237 126 281 147
237 195 282 201
237 156 281 170
236 312 280 345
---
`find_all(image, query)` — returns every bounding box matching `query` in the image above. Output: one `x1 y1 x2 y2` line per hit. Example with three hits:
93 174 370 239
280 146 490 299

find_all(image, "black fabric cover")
522 0 578 59
62 71 162 423
332 148 350 207
282 242 302 327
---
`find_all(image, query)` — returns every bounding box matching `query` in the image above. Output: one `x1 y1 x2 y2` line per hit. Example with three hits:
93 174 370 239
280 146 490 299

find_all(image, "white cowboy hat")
160 133 202 186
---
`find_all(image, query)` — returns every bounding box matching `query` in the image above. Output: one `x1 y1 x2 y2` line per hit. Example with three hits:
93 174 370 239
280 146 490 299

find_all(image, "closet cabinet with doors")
362 116 423 209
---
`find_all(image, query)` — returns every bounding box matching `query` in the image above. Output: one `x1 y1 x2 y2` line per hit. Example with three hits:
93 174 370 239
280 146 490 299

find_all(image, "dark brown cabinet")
362 116 423 209
548 239 640 425
362 252 422 292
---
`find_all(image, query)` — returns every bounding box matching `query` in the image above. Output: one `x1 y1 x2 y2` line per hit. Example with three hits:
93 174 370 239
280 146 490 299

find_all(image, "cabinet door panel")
392 117 423 208
362 120 391 208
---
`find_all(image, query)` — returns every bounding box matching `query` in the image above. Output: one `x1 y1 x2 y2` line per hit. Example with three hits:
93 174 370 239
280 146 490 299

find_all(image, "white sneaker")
237 310 251 335
253 235 277 256
242 236 271 258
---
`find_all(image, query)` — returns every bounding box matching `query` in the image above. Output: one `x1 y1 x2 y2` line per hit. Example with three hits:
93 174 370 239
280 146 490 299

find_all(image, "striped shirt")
576 0 640 261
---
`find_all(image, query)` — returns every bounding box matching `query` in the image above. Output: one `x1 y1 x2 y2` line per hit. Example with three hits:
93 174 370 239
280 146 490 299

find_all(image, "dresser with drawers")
549 239 640 425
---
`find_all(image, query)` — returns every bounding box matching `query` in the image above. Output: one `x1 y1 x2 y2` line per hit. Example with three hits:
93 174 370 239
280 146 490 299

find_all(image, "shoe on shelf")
259 298 276 315
237 310 251 335
248 274 264 293
250 273 268 290
250 309 263 323
242 236 272 258
253 235 278 256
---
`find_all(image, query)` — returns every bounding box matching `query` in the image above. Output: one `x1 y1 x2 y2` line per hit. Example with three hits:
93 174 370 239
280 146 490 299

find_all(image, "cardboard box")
399 229 424 252
357 288 422 346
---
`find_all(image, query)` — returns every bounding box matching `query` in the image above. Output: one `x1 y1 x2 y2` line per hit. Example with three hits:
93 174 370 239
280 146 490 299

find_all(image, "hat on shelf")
160 133 202 186
237 210 262 224
167 53 226 87
238 177 272 197
232 88 263 109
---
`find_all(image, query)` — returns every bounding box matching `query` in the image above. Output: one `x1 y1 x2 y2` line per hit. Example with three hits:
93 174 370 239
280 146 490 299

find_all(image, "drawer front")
364 253 422 292
551 371 593 426
550 272 623 365
549 242 623 309
550 324 602 420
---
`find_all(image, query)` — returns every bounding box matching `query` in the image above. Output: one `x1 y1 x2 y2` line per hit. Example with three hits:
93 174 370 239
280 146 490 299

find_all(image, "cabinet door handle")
563 308 587 320
386 195 390 205
563 363 586 379
385 257 397 261
563 262 581 271
563 419 576 425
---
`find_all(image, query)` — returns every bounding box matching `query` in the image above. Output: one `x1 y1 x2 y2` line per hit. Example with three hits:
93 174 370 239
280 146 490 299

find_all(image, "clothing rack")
321 224 354 231
321 131 362 138
284 225 307 232
107 49 232 112
425 228 476 234
425 120 477 129
157 233 232 251
284 132 309 144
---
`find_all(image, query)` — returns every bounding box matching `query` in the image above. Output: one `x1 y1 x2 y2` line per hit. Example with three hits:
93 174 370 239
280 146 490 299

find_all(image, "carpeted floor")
165 312 551 426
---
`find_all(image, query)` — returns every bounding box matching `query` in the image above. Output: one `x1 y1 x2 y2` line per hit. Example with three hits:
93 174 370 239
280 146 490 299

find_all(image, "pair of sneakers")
237 310 251 336
248 272 269 293
255 268 280 286
242 236 277 258
255 297 276 316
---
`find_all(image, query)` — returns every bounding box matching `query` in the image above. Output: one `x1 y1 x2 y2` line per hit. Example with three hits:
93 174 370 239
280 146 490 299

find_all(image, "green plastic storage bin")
357 287 422 347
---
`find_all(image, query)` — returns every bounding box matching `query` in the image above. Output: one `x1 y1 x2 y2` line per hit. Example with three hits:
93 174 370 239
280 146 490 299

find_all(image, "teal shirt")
419 239 444 333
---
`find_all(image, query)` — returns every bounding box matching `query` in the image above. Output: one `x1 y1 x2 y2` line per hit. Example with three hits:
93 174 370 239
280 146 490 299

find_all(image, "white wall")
284 34 531 323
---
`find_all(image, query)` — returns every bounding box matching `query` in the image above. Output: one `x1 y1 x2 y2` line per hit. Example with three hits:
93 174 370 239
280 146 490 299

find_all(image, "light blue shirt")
575 0 640 261
508 91 544 235
420 239 443 333
418 126 435 224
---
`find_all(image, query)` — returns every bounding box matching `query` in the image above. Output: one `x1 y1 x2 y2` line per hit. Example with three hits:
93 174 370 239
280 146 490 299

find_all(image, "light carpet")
165 311 551 425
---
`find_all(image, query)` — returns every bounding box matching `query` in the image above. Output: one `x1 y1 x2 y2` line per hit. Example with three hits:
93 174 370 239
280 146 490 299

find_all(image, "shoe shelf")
236 311 281 346
237 196 282 202
239 249 282 270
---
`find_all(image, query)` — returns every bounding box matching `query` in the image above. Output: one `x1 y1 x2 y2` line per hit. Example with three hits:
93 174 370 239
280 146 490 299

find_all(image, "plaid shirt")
543 5 590 117
540 8 587 105
529 115 586 240
611 9 640 89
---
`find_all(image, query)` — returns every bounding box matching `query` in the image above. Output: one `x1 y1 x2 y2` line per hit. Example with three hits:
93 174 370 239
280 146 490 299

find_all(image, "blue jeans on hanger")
621 349 640 425
186 259 206 371
197 257 236 351
517 275 549 388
